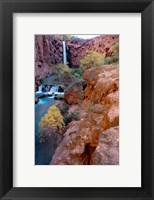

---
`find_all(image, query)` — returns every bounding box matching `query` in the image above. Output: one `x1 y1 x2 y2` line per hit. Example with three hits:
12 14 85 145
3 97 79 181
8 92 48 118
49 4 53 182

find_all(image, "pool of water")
35 97 58 165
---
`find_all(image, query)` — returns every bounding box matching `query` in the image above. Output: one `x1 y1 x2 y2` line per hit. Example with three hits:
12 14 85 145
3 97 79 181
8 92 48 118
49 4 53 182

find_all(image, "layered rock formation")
35 35 63 78
51 64 119 165
66 35 119 67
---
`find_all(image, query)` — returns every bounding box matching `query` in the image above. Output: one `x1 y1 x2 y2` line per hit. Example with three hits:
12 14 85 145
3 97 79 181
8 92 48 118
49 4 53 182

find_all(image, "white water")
62 41 67 64
47 85 59 96
35 85 64 101
49 85 58 93
36 85 43 93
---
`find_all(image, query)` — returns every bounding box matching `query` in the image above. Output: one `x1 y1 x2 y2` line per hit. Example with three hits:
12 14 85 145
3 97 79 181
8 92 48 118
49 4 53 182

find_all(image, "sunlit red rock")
92 126 119 165
51 65 119 165
83 65 119 106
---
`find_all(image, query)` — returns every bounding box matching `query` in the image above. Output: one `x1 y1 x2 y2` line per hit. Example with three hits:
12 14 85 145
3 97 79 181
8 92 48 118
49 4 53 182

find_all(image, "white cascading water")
36 85 42 93
49 85 58 93
62 41 67 64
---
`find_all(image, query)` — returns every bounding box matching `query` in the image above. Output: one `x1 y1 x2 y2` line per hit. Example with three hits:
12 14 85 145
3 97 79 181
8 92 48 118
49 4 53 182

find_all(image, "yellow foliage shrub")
80 51 104 71
39 105 65 136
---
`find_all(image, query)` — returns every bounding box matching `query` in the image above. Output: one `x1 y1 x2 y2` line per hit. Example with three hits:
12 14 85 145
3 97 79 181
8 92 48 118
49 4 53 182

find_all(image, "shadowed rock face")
35 35 63 78
51 65 119 165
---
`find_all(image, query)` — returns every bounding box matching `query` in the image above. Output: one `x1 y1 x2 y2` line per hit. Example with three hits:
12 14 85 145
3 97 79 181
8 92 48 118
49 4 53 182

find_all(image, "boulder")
64 83 84 105
92 126 119 165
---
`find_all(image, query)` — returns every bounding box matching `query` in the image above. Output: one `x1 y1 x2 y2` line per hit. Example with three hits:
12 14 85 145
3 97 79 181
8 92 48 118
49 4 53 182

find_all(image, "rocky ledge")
51 64 119 165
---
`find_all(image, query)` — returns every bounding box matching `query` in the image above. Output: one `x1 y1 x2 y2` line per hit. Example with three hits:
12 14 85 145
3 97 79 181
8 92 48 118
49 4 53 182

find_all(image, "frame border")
0 0 154 199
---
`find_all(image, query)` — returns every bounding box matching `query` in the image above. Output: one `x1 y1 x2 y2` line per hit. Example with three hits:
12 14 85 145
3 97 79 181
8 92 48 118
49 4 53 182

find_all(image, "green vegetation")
51 64 73 86
104 53 119 64
52 64 71 75
58 104 80 125
39 105 65 136
51 63 84 89
64 111 80 125
104 42 119 64
80 51 104 72
61 35 79 41
51 64 84 87
71 68 82 78
112 43 119 51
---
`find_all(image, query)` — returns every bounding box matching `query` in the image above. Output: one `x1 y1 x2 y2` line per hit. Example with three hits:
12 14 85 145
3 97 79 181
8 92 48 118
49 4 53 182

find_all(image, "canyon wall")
35 35 63 78
51 64 119 165
35 35 119 78
66 35 119 67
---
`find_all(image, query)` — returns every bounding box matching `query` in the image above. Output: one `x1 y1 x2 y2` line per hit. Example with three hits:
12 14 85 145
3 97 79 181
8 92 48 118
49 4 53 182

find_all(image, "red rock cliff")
35 35 119 78
35 35 63 78
66 35 119 67
51 64 119 165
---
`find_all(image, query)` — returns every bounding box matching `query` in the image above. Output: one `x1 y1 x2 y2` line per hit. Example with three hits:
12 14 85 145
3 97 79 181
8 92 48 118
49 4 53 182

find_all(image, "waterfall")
49 85 58 94
36 85 42 93
62 41 67 64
